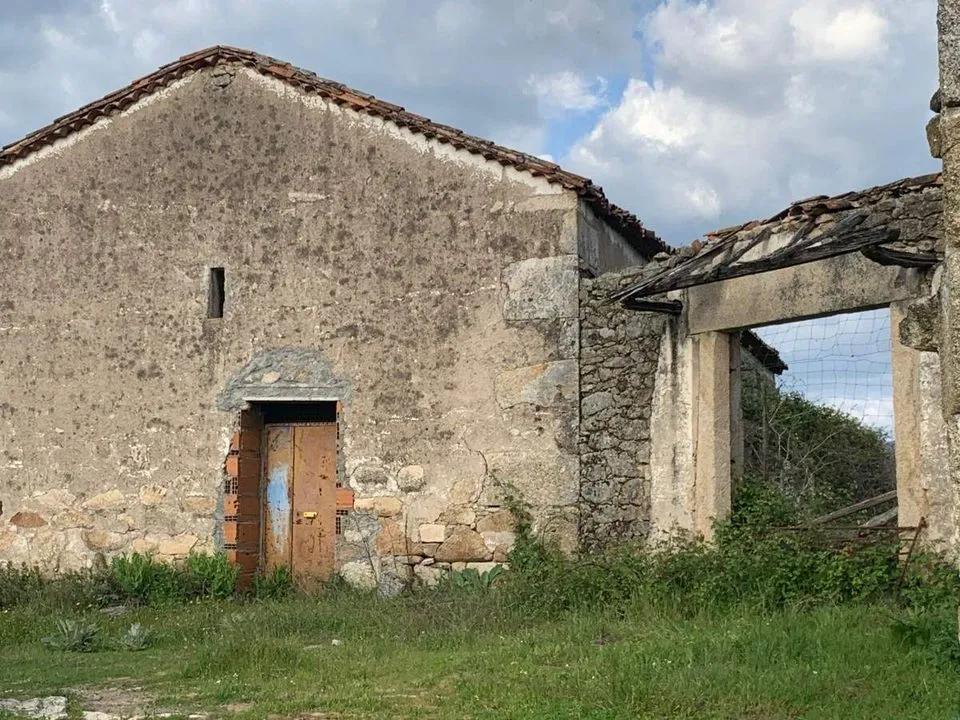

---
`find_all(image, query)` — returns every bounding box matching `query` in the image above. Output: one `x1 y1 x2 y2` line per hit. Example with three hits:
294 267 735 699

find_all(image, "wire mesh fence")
752 308 894 433
738 308 896 519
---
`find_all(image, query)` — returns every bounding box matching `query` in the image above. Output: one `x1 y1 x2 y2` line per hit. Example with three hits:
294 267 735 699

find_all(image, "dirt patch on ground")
69 685 158 718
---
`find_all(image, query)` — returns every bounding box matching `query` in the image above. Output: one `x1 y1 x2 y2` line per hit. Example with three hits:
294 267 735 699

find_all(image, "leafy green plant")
41 619 101 652
185 552 239 599
741 371 896 519
117 622 153 651
439 566 504 593
892 605 960 667
110 553 187 604
253 566 294 600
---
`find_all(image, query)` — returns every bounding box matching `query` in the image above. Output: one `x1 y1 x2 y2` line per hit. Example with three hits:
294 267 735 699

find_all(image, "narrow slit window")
208 267 225 318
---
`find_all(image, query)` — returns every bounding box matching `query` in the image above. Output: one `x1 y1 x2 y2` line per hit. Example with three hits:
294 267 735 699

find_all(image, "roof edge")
1 45 669 258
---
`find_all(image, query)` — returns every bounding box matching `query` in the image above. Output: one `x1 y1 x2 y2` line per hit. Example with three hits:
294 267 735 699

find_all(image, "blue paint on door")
266 465 290 547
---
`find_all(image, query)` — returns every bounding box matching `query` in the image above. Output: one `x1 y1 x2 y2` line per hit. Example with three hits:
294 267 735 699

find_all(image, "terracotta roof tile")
615 172 942 300
1 45 668 259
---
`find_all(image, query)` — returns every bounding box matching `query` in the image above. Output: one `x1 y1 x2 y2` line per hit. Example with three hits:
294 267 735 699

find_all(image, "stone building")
9 20 960 586
0 46 667 586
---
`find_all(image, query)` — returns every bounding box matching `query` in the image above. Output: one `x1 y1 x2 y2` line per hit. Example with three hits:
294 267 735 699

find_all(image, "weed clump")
253 565 295 600
118 622 153 651
41 619 101 653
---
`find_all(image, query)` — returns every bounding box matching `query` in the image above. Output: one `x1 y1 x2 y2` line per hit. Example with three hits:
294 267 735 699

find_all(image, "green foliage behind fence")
741 368 896 520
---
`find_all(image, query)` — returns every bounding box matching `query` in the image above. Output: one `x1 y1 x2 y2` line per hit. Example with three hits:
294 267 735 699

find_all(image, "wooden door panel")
263 425 293 572
291 424 338 580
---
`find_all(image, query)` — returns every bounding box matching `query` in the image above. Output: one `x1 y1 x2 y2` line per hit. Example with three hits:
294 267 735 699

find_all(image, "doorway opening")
222 401 352 588
253 401 343 584
733 308 897 526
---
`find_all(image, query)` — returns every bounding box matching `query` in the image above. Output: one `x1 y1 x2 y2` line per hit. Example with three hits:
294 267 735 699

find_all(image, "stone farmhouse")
3 33 960 589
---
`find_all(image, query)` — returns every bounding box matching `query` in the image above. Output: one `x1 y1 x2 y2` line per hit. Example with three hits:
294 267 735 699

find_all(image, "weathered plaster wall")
0 65 581 582
577 201 646 277
578 267 674 551
648 314 696 541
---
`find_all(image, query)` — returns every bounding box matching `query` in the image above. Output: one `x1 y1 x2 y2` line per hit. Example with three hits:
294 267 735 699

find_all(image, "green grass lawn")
1 592 958 719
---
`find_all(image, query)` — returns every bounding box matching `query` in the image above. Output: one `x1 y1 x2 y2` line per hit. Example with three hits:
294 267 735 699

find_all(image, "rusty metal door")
262 423 337 581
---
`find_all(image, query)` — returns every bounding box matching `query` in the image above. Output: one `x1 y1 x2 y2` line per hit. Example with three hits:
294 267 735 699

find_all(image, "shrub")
185 552 239 599
0 563 121 611
502 508 957 618
892 604 960 667
742 375 896 519
0 563 44 609
438 566 504 593
110 553 187 604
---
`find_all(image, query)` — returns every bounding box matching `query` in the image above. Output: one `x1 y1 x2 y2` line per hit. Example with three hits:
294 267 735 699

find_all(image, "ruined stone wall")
927 0 960 557
578 268 670 551
0 65 581 584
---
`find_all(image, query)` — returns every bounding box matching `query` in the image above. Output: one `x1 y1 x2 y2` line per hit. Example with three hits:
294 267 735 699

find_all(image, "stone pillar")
729 337 745 491
891 303 925 529
692 331 732 539
937 0 960 555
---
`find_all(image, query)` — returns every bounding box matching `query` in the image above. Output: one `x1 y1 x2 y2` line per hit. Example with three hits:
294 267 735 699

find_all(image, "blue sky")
756 310 894 434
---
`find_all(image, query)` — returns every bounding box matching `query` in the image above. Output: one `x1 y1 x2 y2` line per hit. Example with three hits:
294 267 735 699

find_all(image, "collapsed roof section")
739 330 788 375
613 173 942 302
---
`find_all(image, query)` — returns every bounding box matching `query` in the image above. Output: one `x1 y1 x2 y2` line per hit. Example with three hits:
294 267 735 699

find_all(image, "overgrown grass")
1 519 959 718
1 589 959 718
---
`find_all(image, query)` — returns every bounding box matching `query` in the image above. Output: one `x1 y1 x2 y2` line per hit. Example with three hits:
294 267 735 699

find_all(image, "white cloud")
565 0 938 243
791 3 890 62
529 71 606 112
99 0 122 33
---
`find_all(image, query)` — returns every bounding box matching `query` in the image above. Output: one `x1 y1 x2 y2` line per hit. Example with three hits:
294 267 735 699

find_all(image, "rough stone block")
51 509 95 530
445 507 476 526
83 489 126 512
927 115 943 159
82 529 126 551
24 489 75 514
157 533 198 557
581 391 614 417
418 523 446 543
139 484 168 507
355 496 404 517
181 495 217 516
941 1 960 105
481 531 516 553
131 536 159 554
413 563 445 587
476 509 516 533
352 464 389 487
502 255 577 320
374 518 420 555
397 465 426 491
10 511 46 528
495 360 577 408
434 527 492 562
340 560 378 589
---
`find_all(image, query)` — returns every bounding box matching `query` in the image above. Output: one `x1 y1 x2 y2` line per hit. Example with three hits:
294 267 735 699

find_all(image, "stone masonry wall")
0 64 580 583
578 267 670 552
